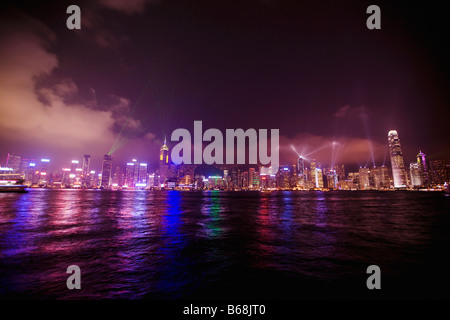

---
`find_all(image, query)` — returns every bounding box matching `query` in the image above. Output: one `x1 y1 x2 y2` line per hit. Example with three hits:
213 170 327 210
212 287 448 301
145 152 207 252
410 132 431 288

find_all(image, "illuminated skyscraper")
310 159 316 188
82 155 91 186
416 151 429 186
388 130 408 188
132 159 139 185
358 167 370 190
23 161 37 185
101 155 113 188
248 167 255 189
371 167 382 189
315 168 323 188
348 172 360 189
326 170 338 189
277 166 291 189
71 160 79 173
297 157 305 175
160 137 169 164
138 163 148 185
159 137 170 186
39 158 50 186
6 153 21 173
429 160 447 185
380 165 392 188
297 156 307 188
125 162 135 187
410 162 422 187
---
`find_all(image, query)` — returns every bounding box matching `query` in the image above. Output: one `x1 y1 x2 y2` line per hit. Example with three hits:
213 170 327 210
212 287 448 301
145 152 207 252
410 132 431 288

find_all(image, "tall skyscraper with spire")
388 130 408 188
159 137 170 187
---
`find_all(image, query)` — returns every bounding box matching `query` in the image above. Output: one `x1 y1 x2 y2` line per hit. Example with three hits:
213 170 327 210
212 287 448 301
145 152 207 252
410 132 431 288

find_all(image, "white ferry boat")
0 173 27 193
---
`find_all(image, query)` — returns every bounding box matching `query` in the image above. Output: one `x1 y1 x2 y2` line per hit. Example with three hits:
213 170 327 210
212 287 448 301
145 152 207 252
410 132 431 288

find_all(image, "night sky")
1 0 449 171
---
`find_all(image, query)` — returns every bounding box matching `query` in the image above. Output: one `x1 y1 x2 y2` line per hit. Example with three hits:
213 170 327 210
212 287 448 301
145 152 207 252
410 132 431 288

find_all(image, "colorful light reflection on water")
1 190 450 299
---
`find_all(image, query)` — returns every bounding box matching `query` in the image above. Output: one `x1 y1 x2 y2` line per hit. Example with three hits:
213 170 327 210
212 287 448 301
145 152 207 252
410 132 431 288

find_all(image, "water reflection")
200 190 223 239
1 190 449 299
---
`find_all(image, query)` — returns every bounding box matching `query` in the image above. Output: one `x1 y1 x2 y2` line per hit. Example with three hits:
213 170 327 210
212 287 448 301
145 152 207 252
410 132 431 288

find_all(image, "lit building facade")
359 167 370 190
416 151 430 187
410 162 422 187
82 154 91 187
159 138 170 187
429 160 447 185
6 153 21 173
388 130 408 188
101 155 113 188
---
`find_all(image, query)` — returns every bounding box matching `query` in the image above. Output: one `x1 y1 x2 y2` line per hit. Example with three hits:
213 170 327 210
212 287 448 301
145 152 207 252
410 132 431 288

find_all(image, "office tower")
388 130 408 188
371 167 383 189
6 153 21 173
82 155 91 186
335 164 345 182
7 153 22 174
23 161 37 185
290 164 298 187
252 170 260 189
61 168 72 187
248 167 255 189
315 168 324 188
101 155 113 188
348 172 360 190
358 167 370 190
277 166 291 189
310 159 317 188
38 158 50 185
125 162 135 187
112 166 123 187
147 173 156 188
429 160 447 185
132 159 139 185
242 171 249 188
410 162 422 187
159 138 170 186
160 137 169 164
71 160 79 173
297 157 305 175
380 165 391 188
327 170 338 189
138 163 148 185
39 158 50 172
297 156 307 188
416 151 430 186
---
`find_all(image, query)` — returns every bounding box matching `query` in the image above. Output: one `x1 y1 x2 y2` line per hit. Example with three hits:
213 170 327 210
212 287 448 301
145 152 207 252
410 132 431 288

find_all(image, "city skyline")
1 127 447 173
2 129 449 191
1 1 450 171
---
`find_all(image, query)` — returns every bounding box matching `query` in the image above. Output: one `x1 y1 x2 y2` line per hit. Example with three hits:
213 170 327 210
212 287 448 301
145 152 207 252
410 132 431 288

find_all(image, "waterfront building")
315 168 324 188
125 162 134 187
416 151 430 187
410 162 422 187
101 155 113 188
82 154 91 187
358 167 370 190
388 130 408 188
159 138 170 187
429 160 447 185
6 153 21 173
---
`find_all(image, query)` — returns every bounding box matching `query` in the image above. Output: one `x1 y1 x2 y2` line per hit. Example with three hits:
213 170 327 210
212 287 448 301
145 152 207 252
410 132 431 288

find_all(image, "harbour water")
1 189 449 299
